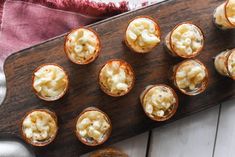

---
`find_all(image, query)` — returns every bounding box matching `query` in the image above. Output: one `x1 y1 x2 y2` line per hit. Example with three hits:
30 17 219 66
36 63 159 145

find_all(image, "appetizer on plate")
140 84 178 121
65 28 101 64
75 107 112 146
165 22 204 58
124 16 161 53
172 59 209 96
21 109 58 146
32 64 69 101
214 48 235 80
213 0 235 29
99 59 135 97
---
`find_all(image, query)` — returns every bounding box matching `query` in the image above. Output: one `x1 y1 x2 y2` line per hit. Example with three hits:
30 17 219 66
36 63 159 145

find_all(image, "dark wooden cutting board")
1 0 235 156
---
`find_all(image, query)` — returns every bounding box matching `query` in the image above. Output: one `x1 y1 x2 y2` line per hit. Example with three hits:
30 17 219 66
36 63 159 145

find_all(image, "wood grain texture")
0 0 235 156
149 106 219 157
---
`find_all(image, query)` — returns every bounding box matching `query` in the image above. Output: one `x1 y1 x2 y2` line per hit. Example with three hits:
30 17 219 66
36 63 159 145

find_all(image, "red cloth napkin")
19 0 129 18
0 0 98 68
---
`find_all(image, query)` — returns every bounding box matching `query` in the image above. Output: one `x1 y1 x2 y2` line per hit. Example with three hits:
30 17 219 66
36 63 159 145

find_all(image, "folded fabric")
16 0 154 17
18 0 129 18
0 0 3 25
0 0 96 69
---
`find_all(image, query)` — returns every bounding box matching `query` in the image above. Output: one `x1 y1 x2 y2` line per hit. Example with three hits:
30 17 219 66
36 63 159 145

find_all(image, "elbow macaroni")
22 111 57 143
176 60 206 91
215 49 235 78
99 60 134 96
76 111 111 144
170 24 203 56
126 17 160 52
214 0 235 29
214 50 231 76
227 0 235 24
227 50 235 76
66 28 99 63
142 86 176 118
33 65 68 99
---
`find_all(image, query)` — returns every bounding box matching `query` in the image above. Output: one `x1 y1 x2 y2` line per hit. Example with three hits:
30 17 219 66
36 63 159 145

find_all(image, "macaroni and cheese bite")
21 109 58 146
65 28 101 64
140 84 178 121
124 16 161 53
75 107 112 146
214 48 235 80
172 59 208 96
213 0 235 29
165 22 204 58
99 59 135 97
32 64 69 101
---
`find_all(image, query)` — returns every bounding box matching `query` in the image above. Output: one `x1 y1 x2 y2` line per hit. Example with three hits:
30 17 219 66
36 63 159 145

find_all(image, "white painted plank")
0 70 6 104
213 98 235 157
112 132 149 156
148 106 219 157
81 132 149 157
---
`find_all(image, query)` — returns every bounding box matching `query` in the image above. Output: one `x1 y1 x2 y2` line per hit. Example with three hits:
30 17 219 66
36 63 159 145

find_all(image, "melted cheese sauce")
76 110 111 144
126 17 160 52
66 28 99 63
33 65 68 100
99 60 134 96
142 86 176 118
226 0 235 25
22 111 57 143
170 24 203 57
214 50 231 76
176 60 206 91
227 50 235 77
214 0 235 29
